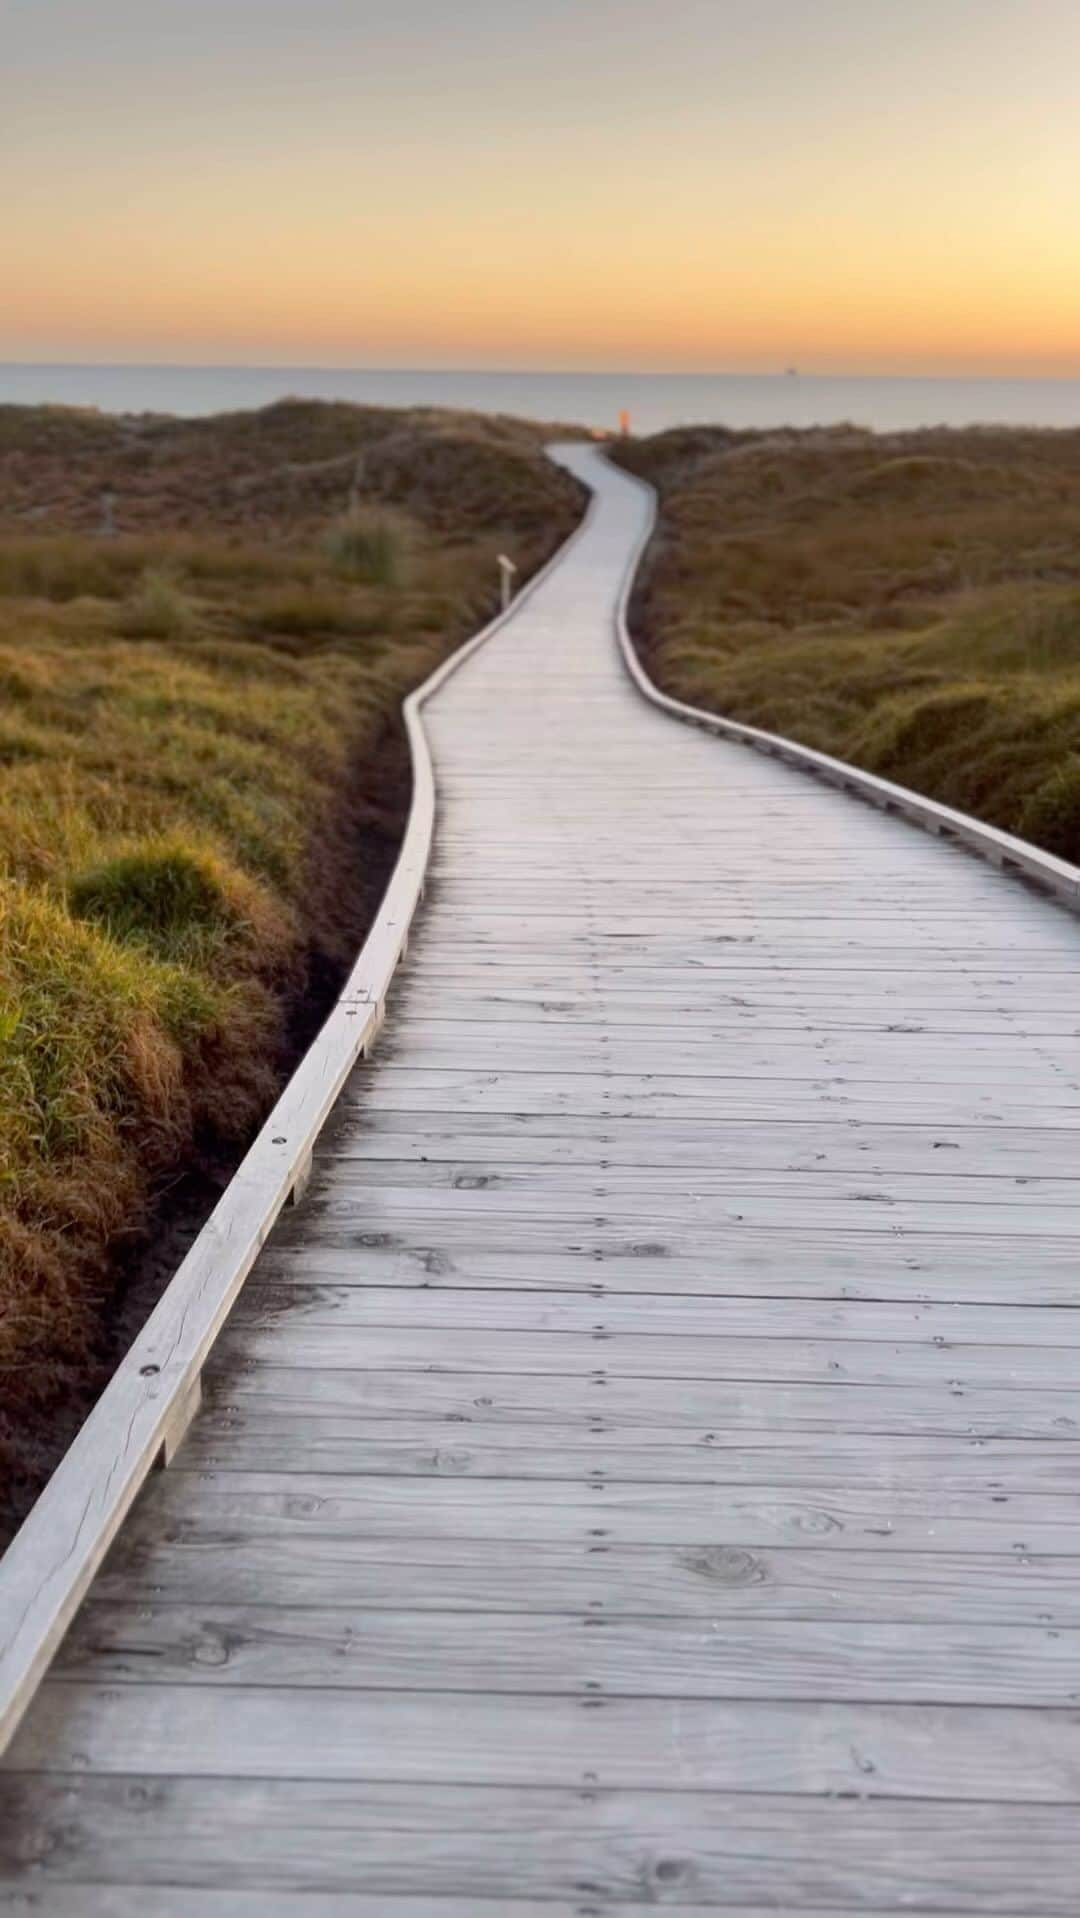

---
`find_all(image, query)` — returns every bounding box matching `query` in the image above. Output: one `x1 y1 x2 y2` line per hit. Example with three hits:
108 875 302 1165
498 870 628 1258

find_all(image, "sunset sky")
5 0 1080 374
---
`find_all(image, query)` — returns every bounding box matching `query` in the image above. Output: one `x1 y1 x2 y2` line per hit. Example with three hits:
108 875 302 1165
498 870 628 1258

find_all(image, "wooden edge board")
0 474 596 1756
566 445 1080 912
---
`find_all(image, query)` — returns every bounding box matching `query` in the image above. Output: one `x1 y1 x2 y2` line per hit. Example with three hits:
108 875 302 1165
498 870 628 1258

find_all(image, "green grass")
0 399 583 1423
614 424 1080 863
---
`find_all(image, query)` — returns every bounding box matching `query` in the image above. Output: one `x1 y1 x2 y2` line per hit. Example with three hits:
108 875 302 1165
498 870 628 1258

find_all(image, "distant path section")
5 445 1080 1911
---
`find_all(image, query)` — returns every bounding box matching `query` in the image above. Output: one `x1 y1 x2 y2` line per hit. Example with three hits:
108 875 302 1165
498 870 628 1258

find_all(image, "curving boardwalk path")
5 446 1080 1911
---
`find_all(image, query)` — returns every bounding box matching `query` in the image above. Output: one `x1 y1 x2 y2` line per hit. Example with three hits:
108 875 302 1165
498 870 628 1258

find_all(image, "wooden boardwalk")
4 445 1080 1912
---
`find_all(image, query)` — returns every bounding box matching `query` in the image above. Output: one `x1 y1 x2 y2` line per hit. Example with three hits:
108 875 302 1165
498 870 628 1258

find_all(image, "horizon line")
5 358 1080 387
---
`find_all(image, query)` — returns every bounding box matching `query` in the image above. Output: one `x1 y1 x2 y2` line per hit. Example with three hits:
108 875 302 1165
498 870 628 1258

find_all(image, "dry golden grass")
615 424 1080 861
0 399 582 1429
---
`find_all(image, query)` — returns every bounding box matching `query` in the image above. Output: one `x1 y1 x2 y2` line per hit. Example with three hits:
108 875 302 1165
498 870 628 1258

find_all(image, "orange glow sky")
6 0 1080 373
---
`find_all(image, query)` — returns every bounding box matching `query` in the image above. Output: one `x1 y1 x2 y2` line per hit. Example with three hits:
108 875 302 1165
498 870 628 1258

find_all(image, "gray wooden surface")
4 444 1080 1911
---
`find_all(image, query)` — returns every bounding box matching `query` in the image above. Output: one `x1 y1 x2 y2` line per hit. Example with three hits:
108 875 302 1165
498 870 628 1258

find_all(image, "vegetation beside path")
615 424 1080 863
0 398 582 1522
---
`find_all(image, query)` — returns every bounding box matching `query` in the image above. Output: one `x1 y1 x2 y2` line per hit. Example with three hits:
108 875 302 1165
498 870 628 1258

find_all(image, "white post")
498 553 518 612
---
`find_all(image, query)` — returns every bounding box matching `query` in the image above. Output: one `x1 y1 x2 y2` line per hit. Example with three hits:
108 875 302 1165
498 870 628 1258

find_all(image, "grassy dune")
615 425 1080 862
0 399 581 1497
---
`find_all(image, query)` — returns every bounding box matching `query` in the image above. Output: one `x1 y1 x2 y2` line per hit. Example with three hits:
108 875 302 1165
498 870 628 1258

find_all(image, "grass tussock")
614 424 1080 863
324 507 412 586
0 398 583 1460
115 566 201 640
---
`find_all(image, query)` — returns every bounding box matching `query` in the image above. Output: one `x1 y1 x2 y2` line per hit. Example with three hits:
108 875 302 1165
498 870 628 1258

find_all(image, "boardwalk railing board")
0 494 594 1757
599 449 1080 912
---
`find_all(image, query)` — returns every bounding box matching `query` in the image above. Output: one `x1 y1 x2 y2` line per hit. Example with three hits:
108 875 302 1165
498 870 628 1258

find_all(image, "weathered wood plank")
393 934 1080 966
208 1364 1080 1437
326 1110 1080 1176
4 1777 1078 1910
319 1159 1080 1207
383 1014 1080 1065
181 1415 1080 1492
126 1471 1080 1555
338 1064 1080 1126
56 1604 1080 1706
235 1281 1080 1348
213 1321 1080 1391
93 1533 1080 1625
381 990 1080 1038
396 955 1080 992
376 1028 1080 1089
388 897 1080 934
298 1189 1080 1240
253 1238 1080 1306
12 1685 1080 1799
424 882 1055 909
2 1900 988 1918
0 1895 627 1918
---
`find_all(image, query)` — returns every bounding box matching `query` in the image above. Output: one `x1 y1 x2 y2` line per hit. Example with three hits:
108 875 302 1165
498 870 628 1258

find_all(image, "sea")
3 363 1080 436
